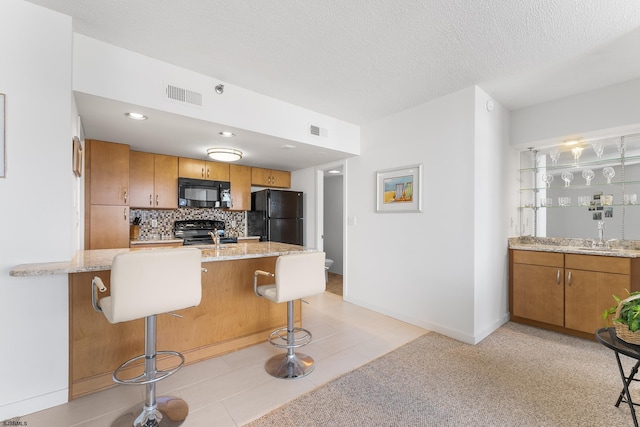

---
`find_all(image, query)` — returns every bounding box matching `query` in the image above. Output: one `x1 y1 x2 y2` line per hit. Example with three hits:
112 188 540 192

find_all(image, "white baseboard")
0 389 68 421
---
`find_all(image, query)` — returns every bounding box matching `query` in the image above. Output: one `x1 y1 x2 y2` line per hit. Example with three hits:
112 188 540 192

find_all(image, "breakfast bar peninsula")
11 242 315 399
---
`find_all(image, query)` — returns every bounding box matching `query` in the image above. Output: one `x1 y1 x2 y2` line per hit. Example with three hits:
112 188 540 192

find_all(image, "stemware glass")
561 171 574 187
541 174 554 188
549 148 561 166
616 138 626 154
571 147 584 166
603 167 615 184
592 142 605 160
582 169 594 186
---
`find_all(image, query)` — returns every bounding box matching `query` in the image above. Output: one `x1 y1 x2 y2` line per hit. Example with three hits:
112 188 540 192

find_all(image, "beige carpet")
246 322 638 426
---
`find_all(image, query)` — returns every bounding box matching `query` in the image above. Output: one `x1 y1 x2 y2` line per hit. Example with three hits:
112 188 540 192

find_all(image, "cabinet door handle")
156 195 159 206
123 190 127 204
567 271 572 286
123 208 127 221
556 270 561 284
149 194 152 206
201 167 205 178
207 168 210 179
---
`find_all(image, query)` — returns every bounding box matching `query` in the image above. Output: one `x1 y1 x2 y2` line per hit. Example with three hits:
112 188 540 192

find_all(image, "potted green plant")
602 290 640 344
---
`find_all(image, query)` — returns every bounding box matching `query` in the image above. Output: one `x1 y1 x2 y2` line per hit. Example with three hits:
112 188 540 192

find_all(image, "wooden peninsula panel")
69 256 300 399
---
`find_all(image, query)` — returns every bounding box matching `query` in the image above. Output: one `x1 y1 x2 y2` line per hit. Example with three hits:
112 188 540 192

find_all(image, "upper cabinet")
251 167 291 188
130 151 178 209
179 157 229 181
229 164 251 211
84 139 130 249
86 139 129 206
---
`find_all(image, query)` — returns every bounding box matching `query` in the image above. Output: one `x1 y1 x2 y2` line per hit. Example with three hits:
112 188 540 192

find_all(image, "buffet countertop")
508 236 640 258
10 241 313 276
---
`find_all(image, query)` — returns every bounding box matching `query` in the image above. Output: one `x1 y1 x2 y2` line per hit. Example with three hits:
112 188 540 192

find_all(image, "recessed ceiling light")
281 144 297 149
328 170 341 174
125 112 147 121
219 131 235 137
564 139 580 146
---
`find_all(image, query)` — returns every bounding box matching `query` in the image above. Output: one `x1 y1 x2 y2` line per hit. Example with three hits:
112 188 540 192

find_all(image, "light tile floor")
18 292 426 426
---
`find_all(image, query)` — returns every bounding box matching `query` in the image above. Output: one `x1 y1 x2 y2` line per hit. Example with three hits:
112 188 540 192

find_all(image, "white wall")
346 87 480 342
473 87 513 340
511 77 640 148
73 34 360 157
324 175 344 274
0 0 73 419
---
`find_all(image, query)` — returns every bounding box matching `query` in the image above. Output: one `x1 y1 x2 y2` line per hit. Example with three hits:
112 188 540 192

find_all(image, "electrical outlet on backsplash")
130 208 246 240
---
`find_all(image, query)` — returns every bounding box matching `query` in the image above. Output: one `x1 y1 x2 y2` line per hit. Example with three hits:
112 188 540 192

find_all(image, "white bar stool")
92 248 203 427
254 251 326 379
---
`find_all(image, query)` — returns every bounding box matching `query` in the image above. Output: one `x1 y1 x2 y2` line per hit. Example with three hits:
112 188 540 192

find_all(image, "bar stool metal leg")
112 315 188 427
264 300 315 379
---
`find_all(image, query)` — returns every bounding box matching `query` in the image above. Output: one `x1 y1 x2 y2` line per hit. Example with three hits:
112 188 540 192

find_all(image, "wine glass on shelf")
603 167 615 184
571 146 584 166
592 141 604 160
549 148 561 166
616 138 625 154
582 169 594 186
541 174 554 188
561 171 574 187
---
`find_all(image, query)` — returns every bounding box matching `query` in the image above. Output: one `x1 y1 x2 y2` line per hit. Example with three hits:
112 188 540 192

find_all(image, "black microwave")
178 177 231 208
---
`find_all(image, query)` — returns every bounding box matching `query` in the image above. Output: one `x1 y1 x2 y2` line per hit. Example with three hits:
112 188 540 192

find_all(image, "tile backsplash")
130 208 246 240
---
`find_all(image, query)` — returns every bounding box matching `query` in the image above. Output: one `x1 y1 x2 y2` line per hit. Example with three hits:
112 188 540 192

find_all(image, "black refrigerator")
248 189 303 245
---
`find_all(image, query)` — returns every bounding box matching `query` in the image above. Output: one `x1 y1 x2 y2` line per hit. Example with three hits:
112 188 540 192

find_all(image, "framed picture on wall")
0 93 5 178
376 164 422 213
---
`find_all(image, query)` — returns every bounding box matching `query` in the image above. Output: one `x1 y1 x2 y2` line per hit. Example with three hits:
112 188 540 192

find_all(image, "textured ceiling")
26 0 640 124
21 0 640 169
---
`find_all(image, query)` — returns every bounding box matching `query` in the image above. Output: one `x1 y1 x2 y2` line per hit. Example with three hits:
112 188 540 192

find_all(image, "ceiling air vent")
309 124 328 138
165 84 203 107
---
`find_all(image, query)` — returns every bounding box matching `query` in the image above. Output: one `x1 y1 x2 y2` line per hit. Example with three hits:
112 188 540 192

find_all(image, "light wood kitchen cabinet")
512 251 564 327
86 140 129 206
510 249 640 339
85 140 130 249
229 164 251 211
564 254 632 334
130 151 178 209
88 205 130 249
179 157 229 181
251 167 291 188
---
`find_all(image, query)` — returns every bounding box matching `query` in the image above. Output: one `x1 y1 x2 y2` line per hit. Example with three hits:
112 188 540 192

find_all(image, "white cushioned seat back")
101 248 202 324
274 252 326 303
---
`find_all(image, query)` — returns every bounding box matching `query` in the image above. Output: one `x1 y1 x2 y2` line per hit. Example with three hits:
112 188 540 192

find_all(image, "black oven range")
174 219 238 246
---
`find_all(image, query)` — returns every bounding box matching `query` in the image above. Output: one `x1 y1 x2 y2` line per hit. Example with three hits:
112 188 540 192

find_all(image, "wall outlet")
151 219 158 228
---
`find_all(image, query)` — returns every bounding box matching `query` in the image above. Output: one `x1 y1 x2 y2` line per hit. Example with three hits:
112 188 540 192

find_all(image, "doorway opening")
317 162 345 297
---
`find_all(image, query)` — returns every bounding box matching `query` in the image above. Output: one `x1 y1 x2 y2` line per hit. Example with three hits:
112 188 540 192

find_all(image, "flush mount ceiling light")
125 112 148 121
219 131 235 137
207 147 242 162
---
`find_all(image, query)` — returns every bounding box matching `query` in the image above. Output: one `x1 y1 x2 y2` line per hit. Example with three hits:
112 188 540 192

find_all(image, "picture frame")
72 136 82 177
376 163 422 213
0 93 5 178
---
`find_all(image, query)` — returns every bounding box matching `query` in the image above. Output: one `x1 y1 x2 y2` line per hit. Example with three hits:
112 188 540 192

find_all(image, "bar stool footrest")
268 327 312 349
113 350 185 385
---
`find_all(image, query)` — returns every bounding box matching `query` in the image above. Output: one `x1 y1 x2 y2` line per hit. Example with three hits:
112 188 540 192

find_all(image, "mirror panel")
519 133 640 241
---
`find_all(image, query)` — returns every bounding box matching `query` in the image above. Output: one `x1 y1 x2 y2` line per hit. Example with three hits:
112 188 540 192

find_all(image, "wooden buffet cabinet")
510 249 640 339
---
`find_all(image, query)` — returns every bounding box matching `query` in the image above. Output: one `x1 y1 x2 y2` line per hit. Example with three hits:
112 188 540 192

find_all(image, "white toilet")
324 258 334 283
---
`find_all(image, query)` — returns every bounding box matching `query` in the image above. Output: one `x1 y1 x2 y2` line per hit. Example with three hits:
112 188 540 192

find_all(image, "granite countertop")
10 242 313 277
509 236 640 258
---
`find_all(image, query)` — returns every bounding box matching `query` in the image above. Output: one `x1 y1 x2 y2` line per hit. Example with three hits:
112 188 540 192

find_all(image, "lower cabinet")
510 249 638 339
88 205 130 249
